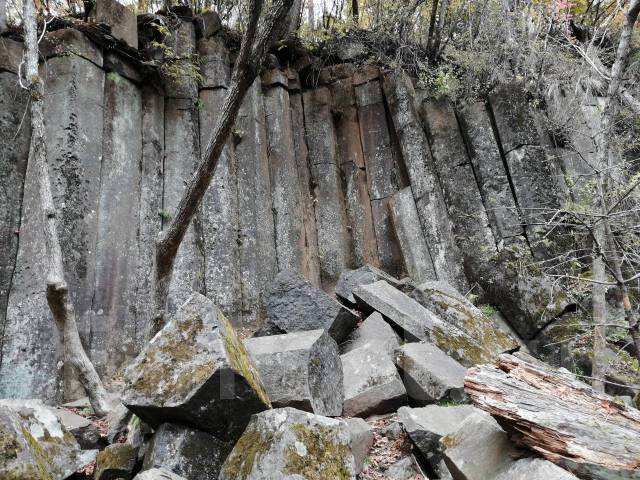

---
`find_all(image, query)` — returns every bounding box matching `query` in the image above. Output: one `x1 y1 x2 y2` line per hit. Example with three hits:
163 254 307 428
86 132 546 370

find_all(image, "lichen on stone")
221 427 276 480
284 423 352 480
219 310 271 408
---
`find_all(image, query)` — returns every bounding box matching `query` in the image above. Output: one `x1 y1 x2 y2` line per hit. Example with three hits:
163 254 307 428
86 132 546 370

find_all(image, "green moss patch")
284 423 352 480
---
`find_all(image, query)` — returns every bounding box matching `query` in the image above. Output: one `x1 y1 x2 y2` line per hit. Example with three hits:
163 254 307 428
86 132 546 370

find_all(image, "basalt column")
329 71 379 270
421 99 495 284
262 70 307 276
198 34 242 323
303 87 351 290
235 80 278 326
289 71 321 287
89 69 142 378
163 20 205 316
354 71 405 277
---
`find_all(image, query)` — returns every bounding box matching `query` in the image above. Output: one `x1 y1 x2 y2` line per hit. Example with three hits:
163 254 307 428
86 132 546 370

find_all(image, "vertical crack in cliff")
454 109 500 252
485 99 533 253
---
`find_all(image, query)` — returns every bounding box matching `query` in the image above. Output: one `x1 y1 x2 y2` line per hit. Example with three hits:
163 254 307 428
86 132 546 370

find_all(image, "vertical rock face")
303 87 351 288
289 85 322 287
488 85 565 257
163 98 205 316
133 87 164 347
1 45 105 402
199 88 241 323
330 75 379 269
90 71 142 378
421 99 495 283
0 65 30 372
235 81 278 326
263 73 307 275
458 102 522 243
355 77 405 277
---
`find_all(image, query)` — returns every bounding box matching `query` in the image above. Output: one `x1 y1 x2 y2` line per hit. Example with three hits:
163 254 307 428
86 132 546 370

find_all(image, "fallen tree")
465 353 640 480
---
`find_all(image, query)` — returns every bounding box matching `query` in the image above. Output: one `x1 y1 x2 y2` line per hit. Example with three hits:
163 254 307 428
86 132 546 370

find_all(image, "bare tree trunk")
149 0 294 337
589 0 640 392
285 0 303 34
22 0 110 416
591 211 608 392
426 0 439 54
308 0 315 30
605 221 640 360
351 0 358 23
432 0 449 55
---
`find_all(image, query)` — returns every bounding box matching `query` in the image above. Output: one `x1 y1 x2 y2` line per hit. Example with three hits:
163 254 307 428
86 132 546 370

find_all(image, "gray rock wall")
0 20 576 403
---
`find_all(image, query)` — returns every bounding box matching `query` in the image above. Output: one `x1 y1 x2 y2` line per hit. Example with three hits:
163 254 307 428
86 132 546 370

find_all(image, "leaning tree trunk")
465 353 640 479
22 0 111 416
149 0 294 337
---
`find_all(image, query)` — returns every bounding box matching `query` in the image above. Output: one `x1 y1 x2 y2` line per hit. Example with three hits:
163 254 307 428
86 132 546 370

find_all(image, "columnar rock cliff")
0 13 591 404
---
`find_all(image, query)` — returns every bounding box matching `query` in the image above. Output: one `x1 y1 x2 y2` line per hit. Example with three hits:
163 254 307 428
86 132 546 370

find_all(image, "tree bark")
149 0 294 338
591 213 607 392
465 353 640 479
22 0 110 416
351 0 359 23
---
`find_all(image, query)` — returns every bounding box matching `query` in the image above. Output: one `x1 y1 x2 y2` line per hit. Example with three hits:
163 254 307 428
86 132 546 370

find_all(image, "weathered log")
465 353 640 480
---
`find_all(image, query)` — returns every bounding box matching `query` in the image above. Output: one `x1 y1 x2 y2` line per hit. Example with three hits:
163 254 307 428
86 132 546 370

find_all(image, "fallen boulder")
344 418 374 475
493 458 578 479
342 345 407 417
256 269 359 342
397 404 477 471
395 342 467 404
123 293 270 441
384 456 425 479
440 410 519 480
0 399 96 480
134 469 186 480
465 353 640 479
94 443 138 480
219 407 357 479
341 312 400 356
354 280 495 365
411 280 520 357
54 406 102 449
336 265 404 306
244 329 343 416
142 423 232 479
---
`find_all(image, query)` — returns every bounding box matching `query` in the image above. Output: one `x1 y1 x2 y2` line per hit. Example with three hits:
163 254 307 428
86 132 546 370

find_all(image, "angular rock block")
493 458 578 479
123 293 270 441
0 400 97 480
385 456 425 480
93 443 138 480
398 404 477 472
344 418 374 475
244 329 343 416
342 312 400 356
90 0 138 49
440 411 519 480
135 469 187 480
354 280 495 365
194 11 222 39
142 423 232 479
256 269 359 342
54 407 102 449
335 265 404 306
388 187 437 283
95 443 138 480
220 408 356 479
342 345 407 417
395 342 467 404
411 280 520 358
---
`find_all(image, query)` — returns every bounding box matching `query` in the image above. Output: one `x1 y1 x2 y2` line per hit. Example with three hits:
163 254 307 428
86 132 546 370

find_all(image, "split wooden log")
465 353 640 480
